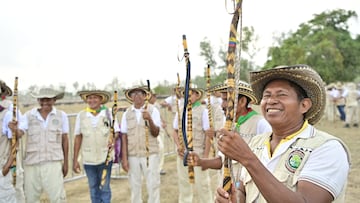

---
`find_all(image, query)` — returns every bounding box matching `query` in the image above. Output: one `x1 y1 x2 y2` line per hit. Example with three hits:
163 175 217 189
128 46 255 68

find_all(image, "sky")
1 0 360 92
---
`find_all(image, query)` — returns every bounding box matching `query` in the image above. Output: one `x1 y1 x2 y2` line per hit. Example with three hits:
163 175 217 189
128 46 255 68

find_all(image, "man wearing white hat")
14 88 69 203
73 90 120 203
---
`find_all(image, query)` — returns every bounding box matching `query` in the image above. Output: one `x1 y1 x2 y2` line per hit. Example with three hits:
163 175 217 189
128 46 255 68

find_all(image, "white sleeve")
256 118 272 134
202 108 210 130
73 113 82 135
61 111 70 134
298 140 350 199
120 111 128 134
151 108 161 127
173 112 178 130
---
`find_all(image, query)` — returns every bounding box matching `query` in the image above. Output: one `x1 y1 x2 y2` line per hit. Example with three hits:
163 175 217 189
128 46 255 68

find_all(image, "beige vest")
236 114 264 144
79 110 113 164
243 130 351 203
211 103 225 131
179 105 207 156
125 104 159 157
24 109 64 165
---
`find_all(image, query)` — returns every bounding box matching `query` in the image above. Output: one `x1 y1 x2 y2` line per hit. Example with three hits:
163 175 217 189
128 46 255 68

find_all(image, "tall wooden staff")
223 0 243 194
206 65 216 157
176 73 185 152
100 90 118 189
11 76 18 187
182 34 195 184
144 80 151 167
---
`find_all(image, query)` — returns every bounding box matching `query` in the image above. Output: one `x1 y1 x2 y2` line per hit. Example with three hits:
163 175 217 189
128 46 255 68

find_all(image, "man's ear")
300 98 312 114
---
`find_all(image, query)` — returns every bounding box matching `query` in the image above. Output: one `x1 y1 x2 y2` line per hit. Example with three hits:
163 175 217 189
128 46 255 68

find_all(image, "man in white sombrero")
120 86 161 203
13 88 69 202
172 86 214 203
216 65 351 203
73 90 120 203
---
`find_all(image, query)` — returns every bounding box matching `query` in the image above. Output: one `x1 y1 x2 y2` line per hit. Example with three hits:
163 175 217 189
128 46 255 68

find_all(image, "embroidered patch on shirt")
285 149 305 173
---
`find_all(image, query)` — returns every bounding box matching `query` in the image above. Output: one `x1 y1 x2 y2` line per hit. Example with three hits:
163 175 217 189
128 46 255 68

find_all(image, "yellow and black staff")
144 80 151 167
223 0 243 194
206 64 216 157
182 34 195 184
100 90 118 189
11 76 18 187
176 73 185 152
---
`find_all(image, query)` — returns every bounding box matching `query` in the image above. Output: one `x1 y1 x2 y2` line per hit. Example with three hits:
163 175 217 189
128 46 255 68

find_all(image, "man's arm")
62 133 69 177
72 134 82 173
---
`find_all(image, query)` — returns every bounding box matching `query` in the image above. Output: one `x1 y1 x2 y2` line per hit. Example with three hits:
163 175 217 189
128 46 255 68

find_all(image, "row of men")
1 64 351 203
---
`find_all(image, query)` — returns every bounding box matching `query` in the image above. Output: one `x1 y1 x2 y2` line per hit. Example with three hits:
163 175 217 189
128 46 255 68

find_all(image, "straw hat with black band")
208 80 258 104
250 64 326 125
78 90 111 104
31 88 65 100
0 80 13 96
124 86 150 104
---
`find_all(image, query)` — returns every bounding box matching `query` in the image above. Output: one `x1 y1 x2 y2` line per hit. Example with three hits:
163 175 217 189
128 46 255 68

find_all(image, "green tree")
264 9 360 83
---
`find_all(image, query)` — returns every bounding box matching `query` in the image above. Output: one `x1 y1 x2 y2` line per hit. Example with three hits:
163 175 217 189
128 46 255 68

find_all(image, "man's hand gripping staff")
100 90 118 189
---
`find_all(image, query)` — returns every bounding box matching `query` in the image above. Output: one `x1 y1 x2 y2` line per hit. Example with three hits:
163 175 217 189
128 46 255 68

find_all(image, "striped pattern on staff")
223 0 243 194
182 35 195 184
100 90 118 189
176 73 185 151
11 76 18 187
206 65 216 157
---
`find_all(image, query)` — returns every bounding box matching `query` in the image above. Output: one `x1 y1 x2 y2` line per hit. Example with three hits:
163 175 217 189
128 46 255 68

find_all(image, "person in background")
73 90 120 203
172 87 213 203
149 89 168 175
343 82 360 128
121 86 161 203
215 65 350 203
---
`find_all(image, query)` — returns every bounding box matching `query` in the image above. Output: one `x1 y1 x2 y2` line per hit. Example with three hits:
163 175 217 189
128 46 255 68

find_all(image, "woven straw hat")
250 64 325 125
78 90 111 104
31 88 64 100
124 86 150 103
208 80 258 104
0 80 12 96
181 87 205 101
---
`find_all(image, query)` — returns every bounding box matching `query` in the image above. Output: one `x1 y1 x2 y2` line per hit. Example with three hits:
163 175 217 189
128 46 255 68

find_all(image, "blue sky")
1 0 359 92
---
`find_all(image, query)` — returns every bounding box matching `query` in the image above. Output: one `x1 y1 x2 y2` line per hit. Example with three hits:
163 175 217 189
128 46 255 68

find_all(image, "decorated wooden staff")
182 34 195 184
100 90 118 189
11 76 18 187
145 80 151 167
176 73 185 152
206 65 216 157
222 0 243 194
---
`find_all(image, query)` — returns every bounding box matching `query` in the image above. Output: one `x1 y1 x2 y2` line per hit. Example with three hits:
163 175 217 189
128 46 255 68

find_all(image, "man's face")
260 79 310 126
86 94 102 109
38 98 56 111
130 90 146 105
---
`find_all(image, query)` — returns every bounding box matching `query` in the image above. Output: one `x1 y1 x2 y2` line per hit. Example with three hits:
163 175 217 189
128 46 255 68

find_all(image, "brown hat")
0 80 12 96
78 90 111 104
250 64 325 125
208 80 258 104
124 86 150 103
31 88 64 100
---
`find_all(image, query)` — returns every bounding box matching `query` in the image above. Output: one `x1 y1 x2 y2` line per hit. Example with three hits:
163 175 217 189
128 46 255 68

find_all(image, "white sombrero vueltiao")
208 80 258 104
181 87 205 101
249 64 326 125
78 90 111 104
124 86 150 104
31 88 64 100
0 80 13 96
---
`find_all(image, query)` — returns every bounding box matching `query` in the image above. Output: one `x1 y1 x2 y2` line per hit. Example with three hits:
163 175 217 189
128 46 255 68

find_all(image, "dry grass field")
21 101 359 202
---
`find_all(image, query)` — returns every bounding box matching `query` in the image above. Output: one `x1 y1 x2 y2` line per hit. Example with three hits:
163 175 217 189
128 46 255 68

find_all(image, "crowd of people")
0 64 354 203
